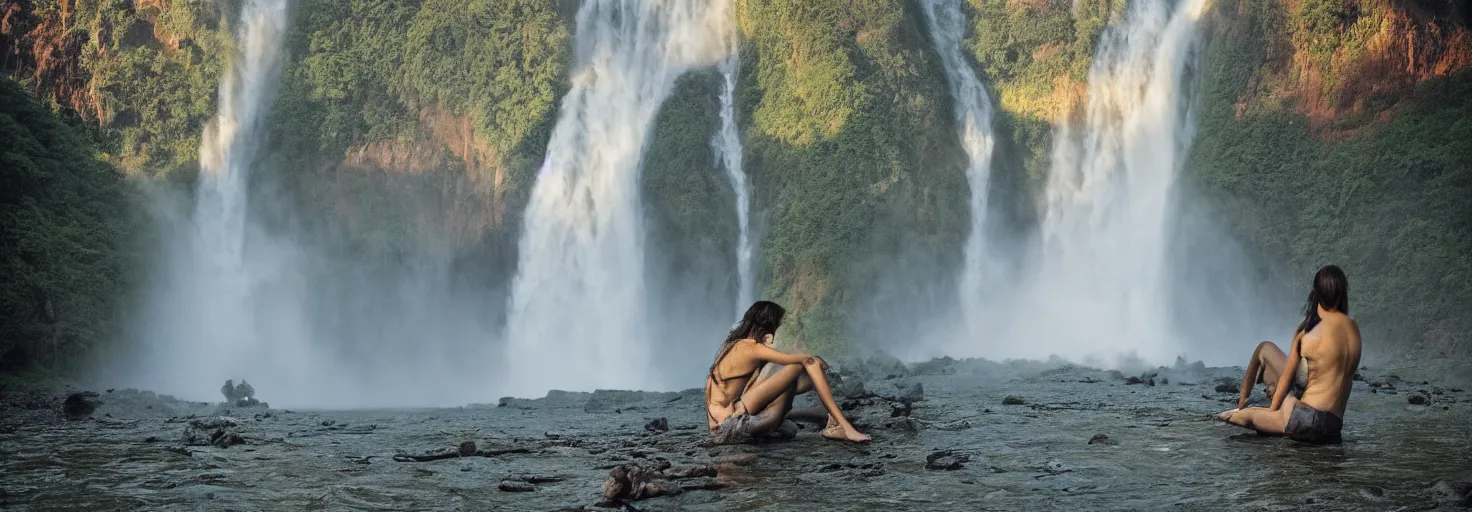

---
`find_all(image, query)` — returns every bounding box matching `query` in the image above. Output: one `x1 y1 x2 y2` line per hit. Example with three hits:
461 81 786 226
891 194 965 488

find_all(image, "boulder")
62 392 100 421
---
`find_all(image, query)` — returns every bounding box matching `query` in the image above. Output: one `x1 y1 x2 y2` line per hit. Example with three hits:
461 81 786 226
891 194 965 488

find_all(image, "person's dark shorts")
1284 402 1343 444
710 413 798 445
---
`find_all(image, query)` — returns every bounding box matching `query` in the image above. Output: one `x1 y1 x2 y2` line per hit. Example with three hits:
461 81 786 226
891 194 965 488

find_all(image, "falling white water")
503 0 735 396
949 0 1209 365
921 0 999 328
128 0 295 399
713 36 754 312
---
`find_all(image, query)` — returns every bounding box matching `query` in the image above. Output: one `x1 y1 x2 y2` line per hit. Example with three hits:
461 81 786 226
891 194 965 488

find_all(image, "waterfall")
503 0 734 396
130 0 293 399
713 36 754 312
921 0 999 328
1013 0 1209 363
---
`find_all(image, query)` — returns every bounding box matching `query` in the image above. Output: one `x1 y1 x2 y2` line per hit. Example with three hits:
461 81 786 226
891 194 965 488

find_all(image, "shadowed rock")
62 392 100 421
926 450 969 471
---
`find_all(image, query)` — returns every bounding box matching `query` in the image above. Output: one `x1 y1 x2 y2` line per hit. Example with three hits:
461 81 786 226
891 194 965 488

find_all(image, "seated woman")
1219 265 1361 444
705 301 870 444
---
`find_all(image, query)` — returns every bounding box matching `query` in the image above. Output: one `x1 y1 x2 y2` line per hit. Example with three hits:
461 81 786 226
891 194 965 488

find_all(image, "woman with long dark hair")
704 301 870 444
1219 265 1362 443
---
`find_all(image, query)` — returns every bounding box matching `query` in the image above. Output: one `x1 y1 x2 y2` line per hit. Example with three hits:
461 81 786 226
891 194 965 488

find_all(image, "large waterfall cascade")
502 0 737 396
920 0 1001 331
135 0 296 399
942 0 1211 364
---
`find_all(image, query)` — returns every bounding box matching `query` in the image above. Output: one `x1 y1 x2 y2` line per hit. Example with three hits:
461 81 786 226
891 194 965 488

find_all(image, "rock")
602 464 684 502
1159 377 1169 385
644 417 669 433
458 441 477 456
584 390 648 413
898 382 924 403
836 379 871 398
320 419 335 427
867 353 909 379
62 392 100 421
1002 396 1026 405
925 450 969 471
1214 377 1238 393
891 402 912 417
182 416 245 448
1088 433 1117 446
1409 395 1430 406
1126 372 1156 386
912 356 958 376
886 417 919 433
1356 486 1385 500
498 480 535 492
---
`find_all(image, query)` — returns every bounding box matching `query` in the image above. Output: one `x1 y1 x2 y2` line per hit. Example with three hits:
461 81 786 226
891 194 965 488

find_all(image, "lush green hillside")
0 79 144 373
1188 0 1472 355
733 0 971 353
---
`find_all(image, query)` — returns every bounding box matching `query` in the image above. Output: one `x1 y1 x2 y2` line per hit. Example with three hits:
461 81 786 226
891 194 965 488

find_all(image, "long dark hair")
708 301 785 380
1297 265 1350 334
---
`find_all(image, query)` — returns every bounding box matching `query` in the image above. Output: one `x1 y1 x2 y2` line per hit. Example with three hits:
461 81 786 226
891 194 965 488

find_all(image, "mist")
102 0 1298 409
881 0 1289 369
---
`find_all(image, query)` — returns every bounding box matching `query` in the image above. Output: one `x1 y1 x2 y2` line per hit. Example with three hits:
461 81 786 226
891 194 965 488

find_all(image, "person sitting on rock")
705 300 870 444
221 379 237 403
1218 265 1361 444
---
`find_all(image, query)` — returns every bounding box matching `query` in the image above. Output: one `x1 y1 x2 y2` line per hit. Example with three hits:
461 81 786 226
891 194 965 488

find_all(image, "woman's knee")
1254 341 1277 358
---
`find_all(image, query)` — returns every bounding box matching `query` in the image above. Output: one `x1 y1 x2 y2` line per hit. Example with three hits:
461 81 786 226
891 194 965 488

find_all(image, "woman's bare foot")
1217 408 1239 421
820 417 871 443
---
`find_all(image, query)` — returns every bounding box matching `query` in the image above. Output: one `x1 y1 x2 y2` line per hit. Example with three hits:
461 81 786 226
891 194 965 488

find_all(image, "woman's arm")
1269 334 1303 411
749 343 815 366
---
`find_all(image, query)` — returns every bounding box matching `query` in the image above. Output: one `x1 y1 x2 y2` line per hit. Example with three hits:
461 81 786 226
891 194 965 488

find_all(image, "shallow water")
2 362 1468 511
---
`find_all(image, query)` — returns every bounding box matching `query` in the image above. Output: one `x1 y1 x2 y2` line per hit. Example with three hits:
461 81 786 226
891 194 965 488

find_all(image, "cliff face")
1188 0 1472 355
2 0 1469 369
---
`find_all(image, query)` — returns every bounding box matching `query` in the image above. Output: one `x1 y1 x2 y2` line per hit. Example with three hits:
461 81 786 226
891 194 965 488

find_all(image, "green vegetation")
734 0 970 353
0 79 144 373
1189 0 1472 355
0 0 232 179
260 0 571 256
962 0 1119 186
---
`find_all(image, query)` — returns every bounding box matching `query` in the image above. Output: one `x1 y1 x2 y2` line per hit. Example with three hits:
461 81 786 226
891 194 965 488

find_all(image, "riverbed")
2 357 1469 511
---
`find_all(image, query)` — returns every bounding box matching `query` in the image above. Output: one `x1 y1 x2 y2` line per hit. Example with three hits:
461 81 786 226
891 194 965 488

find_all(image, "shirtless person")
705 301 870 444
1218 265 1361 444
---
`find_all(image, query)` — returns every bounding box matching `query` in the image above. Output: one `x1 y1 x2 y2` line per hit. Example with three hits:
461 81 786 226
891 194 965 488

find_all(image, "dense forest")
1 0 1468 377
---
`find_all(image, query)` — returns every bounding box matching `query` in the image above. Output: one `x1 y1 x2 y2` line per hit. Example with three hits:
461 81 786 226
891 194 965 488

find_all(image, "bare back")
1297 311 1362 418
705 340 765 428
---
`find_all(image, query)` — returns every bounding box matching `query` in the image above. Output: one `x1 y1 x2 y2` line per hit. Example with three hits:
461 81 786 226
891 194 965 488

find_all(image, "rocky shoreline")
2 356 1470 510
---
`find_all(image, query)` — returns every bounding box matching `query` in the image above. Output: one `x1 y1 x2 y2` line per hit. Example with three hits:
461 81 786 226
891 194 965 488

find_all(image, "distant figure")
221 379 237 403
1219 265 1361 444
705 301 870 444
235 380 255 400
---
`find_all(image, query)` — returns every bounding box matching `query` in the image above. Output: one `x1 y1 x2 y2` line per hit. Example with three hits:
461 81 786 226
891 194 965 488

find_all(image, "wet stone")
926 450 970 471
891 402 912 417
1088 433 1117 446
1003 396 1026 405
1409 395 1430 406
499 480 535 492
62 392 100 421
644 417 669 433
458 441 477 456
898 382 924 403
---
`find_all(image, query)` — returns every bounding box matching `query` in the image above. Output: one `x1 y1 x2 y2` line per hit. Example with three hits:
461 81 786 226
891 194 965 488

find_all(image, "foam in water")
944 0 1211 365
921 0 1000 332
503 0 735 396
713 34 754 311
